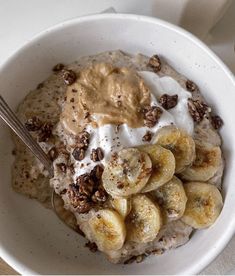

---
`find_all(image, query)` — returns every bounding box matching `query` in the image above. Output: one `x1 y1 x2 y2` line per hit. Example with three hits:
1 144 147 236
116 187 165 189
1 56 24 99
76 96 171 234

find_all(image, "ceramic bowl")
0 14 235 274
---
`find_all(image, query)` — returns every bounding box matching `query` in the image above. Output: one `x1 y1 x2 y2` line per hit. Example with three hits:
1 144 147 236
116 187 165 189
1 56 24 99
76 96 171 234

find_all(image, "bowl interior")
0 14 235 275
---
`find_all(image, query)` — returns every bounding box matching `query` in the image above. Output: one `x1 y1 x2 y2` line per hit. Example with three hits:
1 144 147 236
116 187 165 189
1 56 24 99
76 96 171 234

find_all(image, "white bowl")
0 13 235 275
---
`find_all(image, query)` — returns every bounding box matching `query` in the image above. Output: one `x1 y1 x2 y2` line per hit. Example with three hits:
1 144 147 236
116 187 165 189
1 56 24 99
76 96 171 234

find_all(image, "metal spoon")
0 94 78 231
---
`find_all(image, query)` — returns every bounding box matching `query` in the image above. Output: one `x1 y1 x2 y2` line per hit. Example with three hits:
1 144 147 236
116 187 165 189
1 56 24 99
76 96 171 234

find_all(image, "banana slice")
182 182 223 229
139 145 175 192
102 148 152 197
180 144 222 182
154 126 195 173
111 197 131 218
152 176 187 221
88 209 126 251
126 194 162 243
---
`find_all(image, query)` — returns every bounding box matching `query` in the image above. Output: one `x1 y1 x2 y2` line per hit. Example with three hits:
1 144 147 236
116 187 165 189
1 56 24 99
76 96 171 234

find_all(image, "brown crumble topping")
67 184 92 213
90 164 104 181
72 147 85 161
70 97 75 103
85 241 98 253
159 94 178 110
91 188 107 203
211 115 223 129
188 99 210 123
148 55 161 72
186 80 198 92
90 147 104 162
72 131 90 161
76 130 90 149
142 130 153 142
52 63 65 72
56 163 67 173
25 116 42 131
38 122 53 142
143 105 163 128
62 69 77 85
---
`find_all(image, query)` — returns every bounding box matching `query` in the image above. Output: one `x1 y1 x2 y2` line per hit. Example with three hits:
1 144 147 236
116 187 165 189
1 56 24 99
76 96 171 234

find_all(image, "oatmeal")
12 50 224 264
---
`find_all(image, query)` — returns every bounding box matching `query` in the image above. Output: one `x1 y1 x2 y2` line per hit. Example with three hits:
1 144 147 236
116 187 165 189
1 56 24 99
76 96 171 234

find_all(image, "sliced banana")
154 126 195 173
139 144 175 192
180 144 222 182
102 148 152 197
88 209 126 251
111 197 131 218
182 182 223 229
126 194 162 243
152 176 187 221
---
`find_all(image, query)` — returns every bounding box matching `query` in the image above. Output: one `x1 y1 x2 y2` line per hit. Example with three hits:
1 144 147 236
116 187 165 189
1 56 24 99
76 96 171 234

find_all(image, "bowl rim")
0 12 235 275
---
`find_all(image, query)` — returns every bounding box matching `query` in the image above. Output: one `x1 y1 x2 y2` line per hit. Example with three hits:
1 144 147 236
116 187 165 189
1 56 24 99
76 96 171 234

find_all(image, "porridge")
12 50 224 263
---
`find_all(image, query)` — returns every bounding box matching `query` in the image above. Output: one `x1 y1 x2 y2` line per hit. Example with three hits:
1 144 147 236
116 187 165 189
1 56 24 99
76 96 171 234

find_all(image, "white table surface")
0 0 235 274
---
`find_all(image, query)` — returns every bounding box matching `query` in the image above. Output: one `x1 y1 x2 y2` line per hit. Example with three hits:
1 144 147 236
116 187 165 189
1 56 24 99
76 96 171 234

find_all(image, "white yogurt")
70 71 193 179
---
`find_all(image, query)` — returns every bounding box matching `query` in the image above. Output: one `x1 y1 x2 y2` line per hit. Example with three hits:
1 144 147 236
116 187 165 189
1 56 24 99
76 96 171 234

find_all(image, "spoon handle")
0 95 54 177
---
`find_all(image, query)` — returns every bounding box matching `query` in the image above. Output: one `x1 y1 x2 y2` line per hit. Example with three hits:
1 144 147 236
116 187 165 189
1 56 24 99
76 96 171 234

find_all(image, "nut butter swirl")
60 63 151 134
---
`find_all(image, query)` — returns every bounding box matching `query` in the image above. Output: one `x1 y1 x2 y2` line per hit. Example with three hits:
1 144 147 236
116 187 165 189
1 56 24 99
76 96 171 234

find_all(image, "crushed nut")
38 122 53 142
91 189 107 203
72 147 85 161
148 55 161 72
142 130 153 142
77 173 94 196
186 80 197 92
67 184 92 213
159 94 178 110
90 164 104 182
211 115 223 129
62 69 77 85
52 63 65 72
143 106 163 127
47 147 58 161
85 241 98 253
188 99 210 123
25 116 42 131
77 198 93 213
90 147 104 162
76 131 90 149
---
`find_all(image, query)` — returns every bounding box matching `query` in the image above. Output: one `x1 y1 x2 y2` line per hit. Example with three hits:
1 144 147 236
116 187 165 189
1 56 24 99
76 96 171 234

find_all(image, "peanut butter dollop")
61 63 151 134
